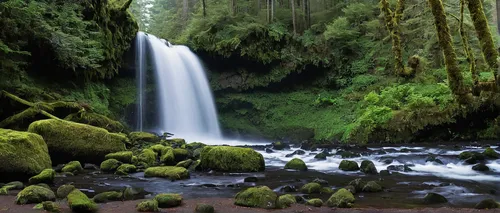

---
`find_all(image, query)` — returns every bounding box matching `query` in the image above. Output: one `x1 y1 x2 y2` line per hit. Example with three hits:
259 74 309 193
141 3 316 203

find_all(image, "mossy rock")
123 187 146 201
175 159 193 168
154 193 183 208
300 183 321 194
348 178 367 192
115 164 137 175
166 138 186 146
483 148 499 159
29 169 55 184
144 166 189 180
475 199 500 209
234 186 277 209
5 181 24 190
272 141 289 150
423 193 448 204
160 147 175 165
67 189 98 212
186 142 207 150
195 203 214 213
129 132 159 143
61 161 84 174
340 151 361 158
362 181 382 192
326 188 355 208
314 153 327 160
425 155 444 165
306 198 323 207
284 158 308 171
339 160 359 171
92 191 123 203
100 159 122 172
37 183 51 190
321 187 334 194
0 187 8 195
28 119 127 164
56 185 75 198
138 149 157 167
458 151 485 164
105 151 133 163
200 146 265 172
0 128 52 178
277 194 296 208
150 145 169 155
472 163 490 172
39 201 61 213
136 199 159 212
360 160 378 174
188 160 201 171
15 185 56 204
173 148 189 162
65 112 125 133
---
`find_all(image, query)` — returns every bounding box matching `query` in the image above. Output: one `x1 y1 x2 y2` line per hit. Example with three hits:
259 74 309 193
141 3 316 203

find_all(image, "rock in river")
234 186 277 209
200 146 265 172
284 158 308 171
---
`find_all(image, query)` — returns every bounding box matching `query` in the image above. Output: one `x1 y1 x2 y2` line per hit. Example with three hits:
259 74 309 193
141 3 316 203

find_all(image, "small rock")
265 148 274 153
136 200 159 212
56 185 75 198
314 153 327 160
339 160 359 171
154 193 183 208
382 159 393 164
312 178 329 186
277 194 297 208
284 158 307 171
83 164 99 170
234 186 277 209
379 170 391 176
340 151 361 158
348 178 366 192
54 164 65 172
92 191 122 203
100 159 122 172
195 203 215 213
115 164 137 175
15 185 55 204
472 163 490 172
423 193 448 204
326 188 355 208
272 141 289 150
61 161 84 174
300 183 321 194
123 187 146 200
387 165 412 172
425 155 444 165
320 187 334 194
67 189 98 212
344 185 356 194
280 185 297 192
285 150 306 157
5 181 23 190
483 148 499 159
306 198 323 207
362 181 382 192
244 177 258 182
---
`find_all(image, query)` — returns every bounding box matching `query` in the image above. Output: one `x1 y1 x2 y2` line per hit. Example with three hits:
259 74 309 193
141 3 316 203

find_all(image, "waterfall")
135 32 222 139
135 32 147 131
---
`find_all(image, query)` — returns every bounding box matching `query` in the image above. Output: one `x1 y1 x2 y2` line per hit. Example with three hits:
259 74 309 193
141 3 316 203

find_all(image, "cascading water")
135 32 147 131
135 32 221 140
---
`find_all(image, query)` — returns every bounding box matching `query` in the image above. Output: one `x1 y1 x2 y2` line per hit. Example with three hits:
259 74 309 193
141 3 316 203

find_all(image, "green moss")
56 185 76 198
154 193 183 208
234 186 278 209
339 160 359 171
348 178 367 192
28 119 127 164
186 142 207 150
67 189 98 212
321 187 335 194
423 193 448 204
195 203 215 213
188 160 201 171
29 169 55 184
150 145 168 155
5 181 24 190
138 148 157 167
200 146 265 172
475 199 500 209
144 166 189 180
136 200 159 212
65 112 125 133
0 128 52 177
284 158 308 171
100 159 122 172
92 191 123 203
166 138 186 146
105 151 133 163
300 183 322 194
61 161 84 174
483 147 499 159
277 194 296 208
306 198 323 207
40 201 61 213
326 188 355 208
314 153 327 160
15 185 56 205
173 148 189 162
160 147 175 165
115 164 137 175
175 159 193 168
362 181 382 192
360 160 378 174
129 132 159 143
0 187 9 195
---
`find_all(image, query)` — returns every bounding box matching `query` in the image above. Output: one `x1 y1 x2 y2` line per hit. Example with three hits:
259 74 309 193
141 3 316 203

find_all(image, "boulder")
234 186 277 209
272 141 289 150
166 138 186 147
483 148 499 159
425 155 444 165
300 183 321 194
186 142 207 150
61 161 83 174
265 148 274 153
387 165 412 172
67 189 98 212
0 128 52 178
115 164 137 175
200 146 265 172
195 203 215 213
38 201 61 213
92 191 122 203
321 187 334 194
175 159 193 168
284 158 308 171
339 160 359 171
123 187 146 200
28 119 127 164
83 164 99 170
285 150 306 157
136 200 159 212
472 163 490 172
475 199 499 209
0 187 8 195
15 185 55 204
129 132 159 143
314 153 327 160
360 160 378 174
154 193 183 208
150 145 169 155
379 170 391 176
138 149 157 167
362 181 382 192
344 185 356 194
100 159 122 172
306 198 323 207
340 151 360 158
56 185 75 198
29 169 55 184
348 178 366 192
326 188 355 208
173 148 189 162
160 147 175 165
458 151 485 164
188 160 201 171
277 194 296 208
105 151 133 163
144 166 189 180
312 178 329 186
423 193 447 204
64 112 125 133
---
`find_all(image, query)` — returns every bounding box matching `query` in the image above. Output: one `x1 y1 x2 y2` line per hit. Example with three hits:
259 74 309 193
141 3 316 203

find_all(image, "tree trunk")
428 0 468 99
182 0 188 20
307 0 310 27
267 0 270 23
460 0 478 95
467 0 499 85
380 0 405 76
271 0 274 21
302 0 306 30
202 0 206 17
497 0 500 35
291 0 296 35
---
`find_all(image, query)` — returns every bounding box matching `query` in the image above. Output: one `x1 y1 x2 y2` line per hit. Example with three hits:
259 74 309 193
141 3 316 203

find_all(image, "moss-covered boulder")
123 187 146 201
28 119 127 164
67 189 98 212
277 194 296 208
195 203 215 213
472 163 490 172
100 159 122 172
234 186 277 209
154 193 183 208
186 142 207 150
160 147 175 165
150 145 168 155
28 169 55 184
65 112 125 133
115 164 137 175
0 128 52 178
360 160 378 174
173 148 189 162
348 178 367 192
105 151 133 163
321 187 334 194
272 141 288 150
483 147 499 159
200 146 265 172
314 153 327 160
284 158 308 171
362 181 382 192
136 200 159 212
306 198 323 207
6 181 24 190
339 160 359 171
37 201 60 213
129 132 159 143
423 193 448 204
15 185 56 204
92 191 123 203
61 161 84 174
144 166 189 180
326 188 355 208
188 160 201 171
175 159 193 168
475 199 500 209
167 138 186 146
458 151 485 164
300 183 321 194
56 184 75 198
138 148 157 167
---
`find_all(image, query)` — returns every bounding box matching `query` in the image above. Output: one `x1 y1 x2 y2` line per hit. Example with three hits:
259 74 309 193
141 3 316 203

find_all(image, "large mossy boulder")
129 132 159 143
200 146 265 172
326 188 355 208
475 199 500 209
154 193 183 208
173 148 189 162
67 189 98 212
138 148 157 167
29 169 55 184
115 164 137 175
144 166 189 180
92 191 123 203
284 158 308 171
100 159 122 172
61 161 84 174
15 185 56 204
65 112 125 133
300 183 321 194
234 186 278 209
360 160 378 174
277 194 296 208
28 119 127 164
483 147 499 159
105 151 133 163
136 200 159 212
423 193 448 204
339 160 360 171
0 128 52 178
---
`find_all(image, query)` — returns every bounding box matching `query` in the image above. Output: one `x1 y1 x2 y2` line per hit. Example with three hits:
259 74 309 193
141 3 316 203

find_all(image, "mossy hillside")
200 146 265 172
0 128 52 179
28 119 127 164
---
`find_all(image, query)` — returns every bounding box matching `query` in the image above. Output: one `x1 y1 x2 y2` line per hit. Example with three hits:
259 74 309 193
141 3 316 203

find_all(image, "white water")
135 32 147 131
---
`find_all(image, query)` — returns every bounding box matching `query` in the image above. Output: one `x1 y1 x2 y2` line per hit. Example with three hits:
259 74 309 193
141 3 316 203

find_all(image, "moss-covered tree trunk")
380 0 405 76
428 0 468 100
460 0 478 95
467 0 499 85
291 0 297 35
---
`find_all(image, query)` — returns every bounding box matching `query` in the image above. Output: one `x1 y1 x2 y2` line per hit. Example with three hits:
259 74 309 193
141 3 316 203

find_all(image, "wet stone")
472 163 489 172
285 150 306 157
244 177 258 182
280 185 297 193
265 148 274 153
312 178 329 186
